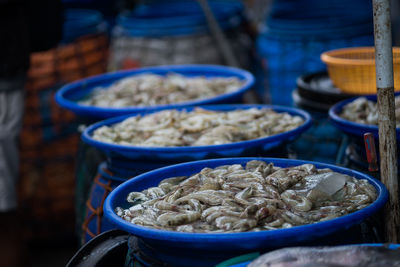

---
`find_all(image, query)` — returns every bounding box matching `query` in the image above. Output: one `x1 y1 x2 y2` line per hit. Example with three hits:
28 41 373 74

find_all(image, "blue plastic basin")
55 65 254 119
103 157 388 267
329 95 400 139
81 104 312 162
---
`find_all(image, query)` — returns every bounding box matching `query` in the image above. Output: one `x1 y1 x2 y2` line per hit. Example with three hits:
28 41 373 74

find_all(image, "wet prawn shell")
79 73 245 108
92 108 305 147
115 160 378 233
340 96 400 126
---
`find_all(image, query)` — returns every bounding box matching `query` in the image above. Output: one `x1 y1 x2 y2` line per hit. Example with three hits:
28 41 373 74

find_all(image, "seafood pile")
79 73 244 107
249 245 400 267
116 160 377 233
92 108 304 147
340 96 400 126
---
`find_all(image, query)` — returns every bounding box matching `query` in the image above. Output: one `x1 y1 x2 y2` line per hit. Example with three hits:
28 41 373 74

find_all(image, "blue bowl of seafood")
81 104 312 165
329 95 400 139
103 157 388 267
55 64 254 119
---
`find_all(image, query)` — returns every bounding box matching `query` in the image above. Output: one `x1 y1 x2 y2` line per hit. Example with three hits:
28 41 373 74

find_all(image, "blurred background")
2 0 400 266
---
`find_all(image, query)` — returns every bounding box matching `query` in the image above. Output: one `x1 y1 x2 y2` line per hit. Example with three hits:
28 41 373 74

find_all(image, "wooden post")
373 0 400 242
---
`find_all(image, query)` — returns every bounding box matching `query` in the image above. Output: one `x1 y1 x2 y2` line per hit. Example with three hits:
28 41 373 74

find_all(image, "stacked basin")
55 63 388 265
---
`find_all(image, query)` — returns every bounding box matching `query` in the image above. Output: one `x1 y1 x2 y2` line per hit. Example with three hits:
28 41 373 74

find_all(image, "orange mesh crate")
321 47 400 94
26 33 108 91
18 158 76 241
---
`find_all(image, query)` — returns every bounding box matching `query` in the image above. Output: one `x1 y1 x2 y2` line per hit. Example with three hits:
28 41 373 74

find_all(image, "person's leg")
0 137 19 211
0 89 24 210
0 89 25 267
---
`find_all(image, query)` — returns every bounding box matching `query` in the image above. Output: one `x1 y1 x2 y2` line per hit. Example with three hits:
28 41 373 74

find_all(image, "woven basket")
19 32 108 242
20 135 79 159
26 34 108 91
18 157 76 241
321 47 400 94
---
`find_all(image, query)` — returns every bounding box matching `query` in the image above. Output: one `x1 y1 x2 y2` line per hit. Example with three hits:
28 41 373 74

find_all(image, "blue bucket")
115 0 244 37
55 65 255 119
268 0 373 19
82 162 136 243
104 157 388 267
81 104 312 163
256 34 373 106
256 0 374 106
62 9 107 43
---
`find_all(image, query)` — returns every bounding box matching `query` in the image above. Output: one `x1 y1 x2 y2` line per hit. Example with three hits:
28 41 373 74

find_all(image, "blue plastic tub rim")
81 104 312 154
113 0 245 37
113 17 241 37
62 8 107 43
114 0 244 37
55 65 255 118
120 2 243 25
259 23 373 40
63 8 105 32
125 0 243 23
103 157 388 243
329 94 400 139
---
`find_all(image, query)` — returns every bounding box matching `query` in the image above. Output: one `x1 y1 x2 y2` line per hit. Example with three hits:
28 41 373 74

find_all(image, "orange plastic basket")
321 47 400 94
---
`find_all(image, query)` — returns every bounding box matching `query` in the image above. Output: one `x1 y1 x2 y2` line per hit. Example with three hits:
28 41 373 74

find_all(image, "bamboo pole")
373 0 400 242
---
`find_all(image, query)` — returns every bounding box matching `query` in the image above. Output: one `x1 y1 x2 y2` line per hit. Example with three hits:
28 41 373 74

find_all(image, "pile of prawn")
116 160 376 233
79 73 244 107
92 108 304 147
340 96 400 126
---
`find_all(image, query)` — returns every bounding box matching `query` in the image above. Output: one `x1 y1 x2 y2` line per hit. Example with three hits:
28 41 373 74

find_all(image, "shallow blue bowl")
82 104 312 162
104 157 388 267
329 95 400 139
55 65 254 119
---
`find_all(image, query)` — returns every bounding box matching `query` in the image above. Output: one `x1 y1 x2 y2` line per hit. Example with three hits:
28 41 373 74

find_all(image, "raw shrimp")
116 160 376 233
92 108 304 147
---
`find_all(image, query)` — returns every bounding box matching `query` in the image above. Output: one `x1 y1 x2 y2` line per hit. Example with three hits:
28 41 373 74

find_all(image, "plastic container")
104 157 388 267
62 9 107 44
296 72 354 106
27 33 108 92
66 229 129 267
214 253 259 267
256 0 374 106
108 0 251 70
81 162 135 244
329 95 400 139
19 157 77 241
82 104 312 163
321 47 400 94
55 65 255 119
257 34 374 106
116 1 244 36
